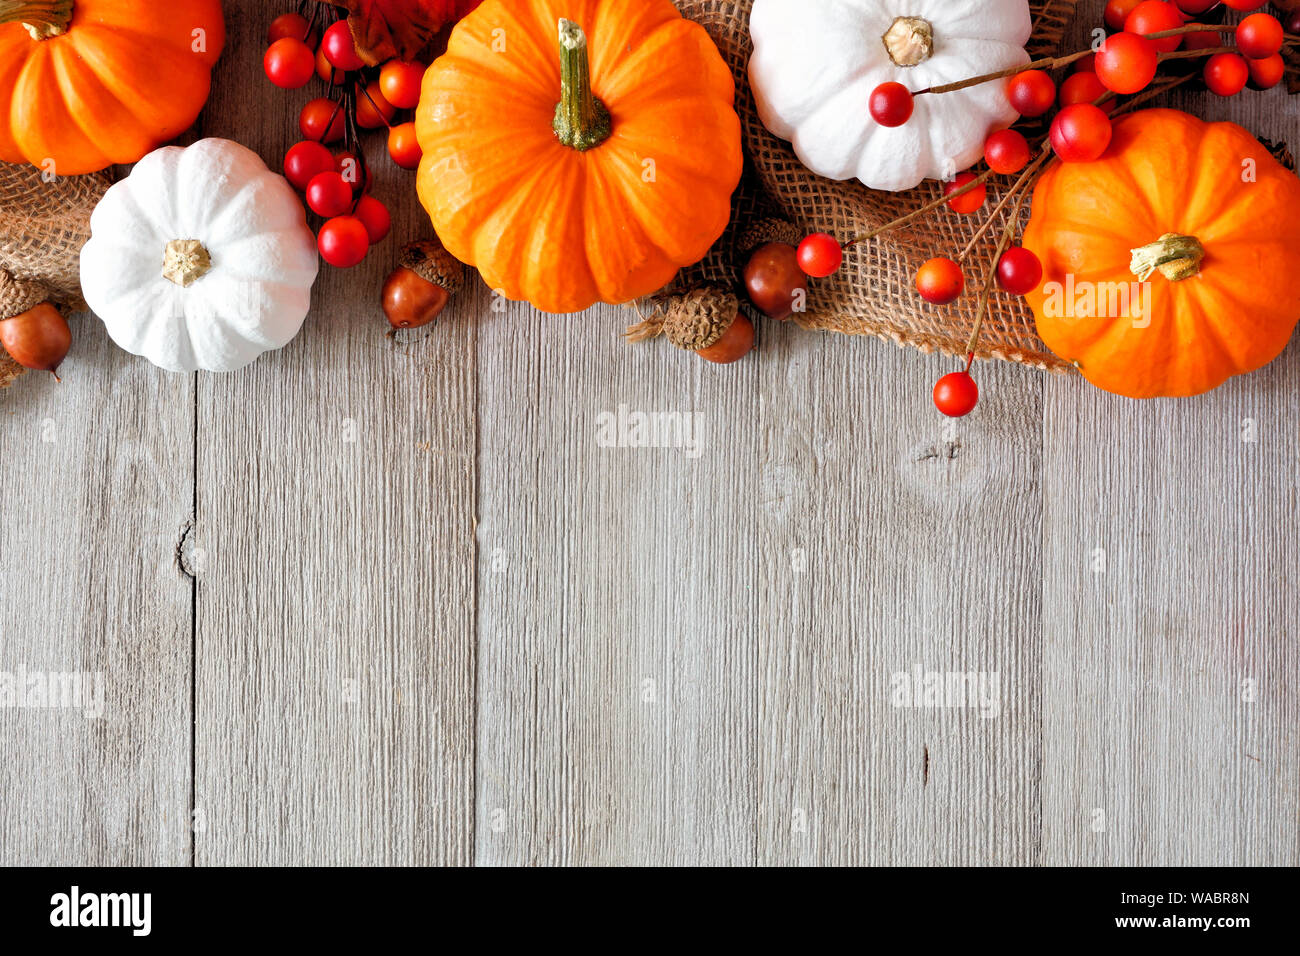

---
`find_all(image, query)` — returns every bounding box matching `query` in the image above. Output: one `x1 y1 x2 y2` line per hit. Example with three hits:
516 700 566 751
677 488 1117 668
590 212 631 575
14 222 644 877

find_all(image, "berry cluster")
262 6 429 268
743 0 1298 416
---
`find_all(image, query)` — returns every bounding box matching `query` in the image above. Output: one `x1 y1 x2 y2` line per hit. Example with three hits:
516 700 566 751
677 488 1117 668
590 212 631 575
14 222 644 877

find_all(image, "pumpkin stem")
162 240 212 288
1130 233 1205 283
883 17 934 68
0 0 73 39
553 19 611 152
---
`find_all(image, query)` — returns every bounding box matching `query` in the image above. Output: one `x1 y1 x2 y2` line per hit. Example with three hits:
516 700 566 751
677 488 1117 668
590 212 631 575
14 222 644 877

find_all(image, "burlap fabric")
0 160 111 387
672 0 1080 371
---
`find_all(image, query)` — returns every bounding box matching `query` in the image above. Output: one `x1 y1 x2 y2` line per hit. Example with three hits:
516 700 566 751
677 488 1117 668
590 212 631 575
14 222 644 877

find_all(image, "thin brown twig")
958 147 1052 262
964 178 1038 360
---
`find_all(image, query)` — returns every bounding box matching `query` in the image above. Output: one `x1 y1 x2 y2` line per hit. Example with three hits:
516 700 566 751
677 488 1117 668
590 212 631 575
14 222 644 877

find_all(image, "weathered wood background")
1 0 1296 866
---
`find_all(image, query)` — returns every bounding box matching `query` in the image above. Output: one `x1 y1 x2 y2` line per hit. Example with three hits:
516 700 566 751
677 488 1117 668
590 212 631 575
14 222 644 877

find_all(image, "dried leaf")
320 0 482 65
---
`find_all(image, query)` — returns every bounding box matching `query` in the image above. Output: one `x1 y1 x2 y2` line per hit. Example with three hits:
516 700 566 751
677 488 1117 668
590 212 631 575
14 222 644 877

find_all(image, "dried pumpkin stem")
0 0 73 39
553 19 611 152
162 239 212 288
1130 234 1205 282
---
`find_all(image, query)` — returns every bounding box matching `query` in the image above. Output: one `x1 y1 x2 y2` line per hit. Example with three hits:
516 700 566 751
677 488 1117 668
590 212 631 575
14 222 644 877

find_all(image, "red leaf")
320 0 482 65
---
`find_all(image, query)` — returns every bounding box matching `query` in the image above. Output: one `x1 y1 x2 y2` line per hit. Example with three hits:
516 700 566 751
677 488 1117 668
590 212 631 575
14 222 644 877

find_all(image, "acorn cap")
400 240 465 294
663 285 739 351
736 218 803 259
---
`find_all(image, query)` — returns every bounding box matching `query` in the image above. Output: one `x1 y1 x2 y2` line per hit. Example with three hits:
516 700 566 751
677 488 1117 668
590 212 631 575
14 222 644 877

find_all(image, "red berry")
996 248 1043 296
354 195 391 244
283 140 335 191
1173 0 1218 14
984 129 1031 175
1050 104 1113 162
869 82 914 127
268 12 313 45
945 172 986 214
1095 32 1159 94
318 216 370 268
1204 53 1250 96
322 20 365 72
1059 71 1116 114
300 98 345 143
1220 0 1268 10
263 37 315 90
1104 0 1143 31
916 258 965 305
1124 1 1185 54
356 81 395 130
796 233 843 277
934 371 979 418
1236 14 1284 60
334 151 373 195
379 60 426 110
306 171 354 218
1006 70 1056 117
1247 53 1285 90
387 122 422 169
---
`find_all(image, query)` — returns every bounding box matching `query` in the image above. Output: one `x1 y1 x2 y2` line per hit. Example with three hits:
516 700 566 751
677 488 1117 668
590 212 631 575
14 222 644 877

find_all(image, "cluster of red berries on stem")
758 0 1298 417
262 4 430 268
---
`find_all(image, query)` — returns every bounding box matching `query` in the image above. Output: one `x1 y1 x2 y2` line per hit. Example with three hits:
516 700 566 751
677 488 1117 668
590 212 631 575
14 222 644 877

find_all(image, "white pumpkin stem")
0 0 73 39
882 17 933 68
553 19 611 152
1130 234 1205 283
162 240 212 288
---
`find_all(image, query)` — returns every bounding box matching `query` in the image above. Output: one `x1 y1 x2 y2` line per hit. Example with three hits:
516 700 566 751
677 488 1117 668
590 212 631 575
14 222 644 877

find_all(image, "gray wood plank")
190 0 477 865
474 304 758 866
1039 21 1300 864
755 325 1045 864
0 316 194 865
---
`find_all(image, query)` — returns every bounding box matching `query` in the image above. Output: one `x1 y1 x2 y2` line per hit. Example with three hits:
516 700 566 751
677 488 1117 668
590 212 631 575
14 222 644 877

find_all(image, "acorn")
735 217 803 259
382 239 465 329
0 302 71 379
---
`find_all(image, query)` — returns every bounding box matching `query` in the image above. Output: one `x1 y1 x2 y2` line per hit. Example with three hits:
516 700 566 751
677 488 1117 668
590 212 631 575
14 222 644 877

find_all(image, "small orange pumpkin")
415 0 742 314
0 0 225 175
1023 109 1300 399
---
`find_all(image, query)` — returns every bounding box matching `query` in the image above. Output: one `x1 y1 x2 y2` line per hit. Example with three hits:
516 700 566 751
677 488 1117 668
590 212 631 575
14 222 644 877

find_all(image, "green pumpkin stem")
0 0 74 39
553 19 611 152
1130 234 1205 283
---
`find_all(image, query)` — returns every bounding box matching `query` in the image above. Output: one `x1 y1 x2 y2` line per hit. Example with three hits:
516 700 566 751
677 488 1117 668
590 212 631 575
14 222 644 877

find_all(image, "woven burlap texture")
0 160 110 387
673 0 1079 372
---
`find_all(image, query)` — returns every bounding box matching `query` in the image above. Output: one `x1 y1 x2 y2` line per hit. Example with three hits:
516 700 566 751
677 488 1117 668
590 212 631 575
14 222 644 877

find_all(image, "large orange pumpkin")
415 0 742 314
1023 109 1300 399
0 0 225 175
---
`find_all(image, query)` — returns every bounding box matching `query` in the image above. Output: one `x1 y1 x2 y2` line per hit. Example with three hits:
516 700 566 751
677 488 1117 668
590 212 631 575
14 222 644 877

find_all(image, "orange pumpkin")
0 0 225 175
415 0 742 314
1023 109 1300 399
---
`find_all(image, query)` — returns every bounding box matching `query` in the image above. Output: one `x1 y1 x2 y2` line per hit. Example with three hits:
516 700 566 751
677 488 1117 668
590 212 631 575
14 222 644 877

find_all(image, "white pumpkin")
81 138 319 373
749 0 1033 192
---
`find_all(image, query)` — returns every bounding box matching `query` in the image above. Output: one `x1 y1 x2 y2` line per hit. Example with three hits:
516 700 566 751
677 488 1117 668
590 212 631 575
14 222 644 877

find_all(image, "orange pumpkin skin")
0 0 226 175
415 0 742 314
1023 109 1300 399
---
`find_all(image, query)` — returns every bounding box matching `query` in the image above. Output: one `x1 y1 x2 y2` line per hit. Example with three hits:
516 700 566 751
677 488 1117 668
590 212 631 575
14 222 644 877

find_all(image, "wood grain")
0 319 194 865
755 326 1045 865
189 1 476 865
474 303 758 865
1038 42 1300 864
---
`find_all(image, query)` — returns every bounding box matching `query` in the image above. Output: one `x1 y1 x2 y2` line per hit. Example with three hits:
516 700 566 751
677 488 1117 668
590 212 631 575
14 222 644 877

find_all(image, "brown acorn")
382 239 465 329
0 303 71 379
